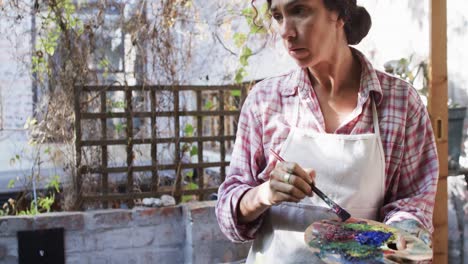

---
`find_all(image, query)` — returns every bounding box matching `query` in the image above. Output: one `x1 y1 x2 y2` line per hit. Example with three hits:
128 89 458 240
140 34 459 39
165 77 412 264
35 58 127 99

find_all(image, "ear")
336 17 345 28
328 11 344 28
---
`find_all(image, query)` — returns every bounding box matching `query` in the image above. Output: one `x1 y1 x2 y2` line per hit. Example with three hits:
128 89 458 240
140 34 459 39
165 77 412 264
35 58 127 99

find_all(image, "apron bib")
246 95 386 264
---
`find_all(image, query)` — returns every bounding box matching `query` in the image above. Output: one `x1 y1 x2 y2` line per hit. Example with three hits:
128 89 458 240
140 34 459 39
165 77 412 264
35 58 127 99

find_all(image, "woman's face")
269 0 343 68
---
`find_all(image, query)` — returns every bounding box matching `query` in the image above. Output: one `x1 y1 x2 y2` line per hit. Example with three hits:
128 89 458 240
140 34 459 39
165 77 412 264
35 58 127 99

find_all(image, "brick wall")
0 201 251 264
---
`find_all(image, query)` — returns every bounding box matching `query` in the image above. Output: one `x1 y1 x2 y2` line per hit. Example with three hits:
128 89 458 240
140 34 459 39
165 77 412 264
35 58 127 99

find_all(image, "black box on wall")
17 228 65 264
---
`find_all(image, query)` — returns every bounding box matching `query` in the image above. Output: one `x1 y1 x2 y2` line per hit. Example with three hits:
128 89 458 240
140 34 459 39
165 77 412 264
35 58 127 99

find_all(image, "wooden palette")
304 218 432 264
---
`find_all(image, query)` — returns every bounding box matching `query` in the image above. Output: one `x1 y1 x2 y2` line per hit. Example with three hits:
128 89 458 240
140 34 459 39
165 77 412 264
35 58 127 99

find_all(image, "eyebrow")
270 0 307 13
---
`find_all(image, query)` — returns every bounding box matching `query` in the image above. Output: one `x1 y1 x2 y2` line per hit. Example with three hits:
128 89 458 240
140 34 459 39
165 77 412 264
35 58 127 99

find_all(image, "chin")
293 57 314 68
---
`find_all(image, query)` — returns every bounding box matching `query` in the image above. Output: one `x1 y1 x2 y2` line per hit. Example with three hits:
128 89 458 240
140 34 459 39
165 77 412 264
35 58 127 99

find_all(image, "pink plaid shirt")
215 49 439 242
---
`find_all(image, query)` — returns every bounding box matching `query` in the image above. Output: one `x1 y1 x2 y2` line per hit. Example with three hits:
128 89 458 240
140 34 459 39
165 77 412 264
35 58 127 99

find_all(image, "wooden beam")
429 0 448 263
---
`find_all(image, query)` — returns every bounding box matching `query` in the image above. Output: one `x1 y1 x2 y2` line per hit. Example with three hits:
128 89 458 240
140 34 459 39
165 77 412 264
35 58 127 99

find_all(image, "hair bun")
345 6 372 45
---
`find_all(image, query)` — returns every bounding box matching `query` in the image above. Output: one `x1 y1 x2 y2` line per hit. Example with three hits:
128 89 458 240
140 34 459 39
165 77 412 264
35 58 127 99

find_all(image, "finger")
270 179 308 200
270 168 312 196
280 162 314 185
285 173 312 196
269 189 301 204
418 230 432 247
270 167 289 182
395 234 407 250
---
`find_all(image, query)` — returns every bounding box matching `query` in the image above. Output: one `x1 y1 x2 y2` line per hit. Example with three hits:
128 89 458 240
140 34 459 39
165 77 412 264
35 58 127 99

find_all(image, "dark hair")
261 0 372 45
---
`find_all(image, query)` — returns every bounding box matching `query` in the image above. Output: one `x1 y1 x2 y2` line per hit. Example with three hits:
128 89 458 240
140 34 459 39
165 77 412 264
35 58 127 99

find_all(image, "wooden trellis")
74 84 249 209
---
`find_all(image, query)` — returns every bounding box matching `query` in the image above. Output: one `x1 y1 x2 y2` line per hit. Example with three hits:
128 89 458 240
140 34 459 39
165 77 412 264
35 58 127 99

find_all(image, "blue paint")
355 231 392 247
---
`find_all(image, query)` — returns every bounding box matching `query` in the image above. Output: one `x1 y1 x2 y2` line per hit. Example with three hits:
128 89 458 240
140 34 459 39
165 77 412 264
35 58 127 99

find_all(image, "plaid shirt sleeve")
382 86 439 234
215 90 267 242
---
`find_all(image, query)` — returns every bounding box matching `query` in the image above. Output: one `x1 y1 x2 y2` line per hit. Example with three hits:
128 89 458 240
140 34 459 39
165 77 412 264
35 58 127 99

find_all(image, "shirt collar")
352 47 383 105
280 48 383 105
280 69 301 96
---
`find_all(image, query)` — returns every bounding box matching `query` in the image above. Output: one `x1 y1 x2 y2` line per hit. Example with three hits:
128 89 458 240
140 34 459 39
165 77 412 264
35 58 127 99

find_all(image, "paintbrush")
269 149 351 222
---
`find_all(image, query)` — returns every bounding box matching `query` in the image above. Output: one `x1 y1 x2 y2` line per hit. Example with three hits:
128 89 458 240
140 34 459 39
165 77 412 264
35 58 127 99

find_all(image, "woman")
216 0 438 262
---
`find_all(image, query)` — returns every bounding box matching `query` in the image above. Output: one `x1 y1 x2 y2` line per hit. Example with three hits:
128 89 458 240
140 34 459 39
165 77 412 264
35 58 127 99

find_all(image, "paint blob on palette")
304 218 432 264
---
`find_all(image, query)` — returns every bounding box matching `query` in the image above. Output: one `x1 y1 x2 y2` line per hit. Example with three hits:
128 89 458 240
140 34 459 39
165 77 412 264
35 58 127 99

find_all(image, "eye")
271 13 283 22
291 6 307 16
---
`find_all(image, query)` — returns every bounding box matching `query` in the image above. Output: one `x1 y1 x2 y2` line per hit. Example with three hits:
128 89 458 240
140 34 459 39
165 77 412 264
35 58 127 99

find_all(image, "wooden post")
100 90 109 209
429 0 448 263
125 87 134 208
74 86 83 210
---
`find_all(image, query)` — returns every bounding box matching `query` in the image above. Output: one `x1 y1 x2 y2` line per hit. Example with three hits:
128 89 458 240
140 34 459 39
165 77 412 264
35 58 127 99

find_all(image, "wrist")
237 183 271 224
257 181 273 207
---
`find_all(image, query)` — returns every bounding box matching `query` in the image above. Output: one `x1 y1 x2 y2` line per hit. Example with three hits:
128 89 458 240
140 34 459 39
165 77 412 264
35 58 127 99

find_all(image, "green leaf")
7 179 15 189
255 26 268 34
38 194 55 212
186 170 194 178
44 147 51 154
187 182 198 190
240 46 252 66
181 195 194 203
260 2 269 15
115 123 125 134
46 175 61 193
249 22 267 34
204 100 213 110
45 44 55 56
184 124 194 136
190 145 198 156
98 58 110 70
28 138 37 146
241 7 255 17
231 89 241 97
181 182 199 203
69 18 77 28
24 117 37 129
111 100 126 109
233 33 247 48
245 17 267 35
76 21 84 35
235 68 247 84
399 58 408 66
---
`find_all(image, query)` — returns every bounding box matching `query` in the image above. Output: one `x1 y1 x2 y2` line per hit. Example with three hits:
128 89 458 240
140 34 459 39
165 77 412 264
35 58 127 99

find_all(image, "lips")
288 46 303 52
288 47 310 59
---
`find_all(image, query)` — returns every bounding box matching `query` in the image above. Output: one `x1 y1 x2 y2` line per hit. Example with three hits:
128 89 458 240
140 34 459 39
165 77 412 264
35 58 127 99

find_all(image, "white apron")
246 95 386 264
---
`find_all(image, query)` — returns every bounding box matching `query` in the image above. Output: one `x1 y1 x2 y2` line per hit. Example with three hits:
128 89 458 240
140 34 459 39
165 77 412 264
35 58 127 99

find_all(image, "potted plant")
384 57 466 170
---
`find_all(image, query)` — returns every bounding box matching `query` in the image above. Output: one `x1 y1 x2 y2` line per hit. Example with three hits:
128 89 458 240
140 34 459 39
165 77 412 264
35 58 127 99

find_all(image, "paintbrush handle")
311 185 341 212
311 184 351 221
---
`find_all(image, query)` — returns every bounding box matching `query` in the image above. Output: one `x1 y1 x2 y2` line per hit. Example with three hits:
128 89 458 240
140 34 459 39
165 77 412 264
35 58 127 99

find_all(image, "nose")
280 18 297 40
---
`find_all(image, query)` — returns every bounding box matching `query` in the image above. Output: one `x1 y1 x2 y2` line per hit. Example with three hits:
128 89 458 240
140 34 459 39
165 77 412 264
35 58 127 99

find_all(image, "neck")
307 47 361 97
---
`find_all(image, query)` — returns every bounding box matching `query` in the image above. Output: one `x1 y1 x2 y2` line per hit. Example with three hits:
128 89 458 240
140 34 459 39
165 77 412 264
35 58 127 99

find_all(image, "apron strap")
293 93 300 127
371 94 380 137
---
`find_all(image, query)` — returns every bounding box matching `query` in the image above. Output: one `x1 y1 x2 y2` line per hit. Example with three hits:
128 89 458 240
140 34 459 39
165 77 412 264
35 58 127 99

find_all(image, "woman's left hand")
388 219 432 248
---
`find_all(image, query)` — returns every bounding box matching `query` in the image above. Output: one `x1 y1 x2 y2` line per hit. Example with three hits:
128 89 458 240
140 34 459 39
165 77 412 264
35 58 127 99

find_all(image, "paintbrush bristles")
338 209 351 222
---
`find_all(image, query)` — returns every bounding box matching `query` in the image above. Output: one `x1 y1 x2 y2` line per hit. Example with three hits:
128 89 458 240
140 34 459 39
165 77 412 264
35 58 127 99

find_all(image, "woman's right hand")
237 161 316 224
259 161 315 206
